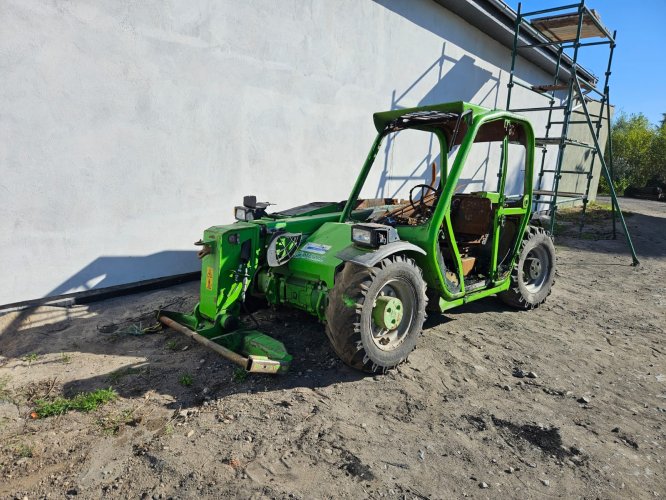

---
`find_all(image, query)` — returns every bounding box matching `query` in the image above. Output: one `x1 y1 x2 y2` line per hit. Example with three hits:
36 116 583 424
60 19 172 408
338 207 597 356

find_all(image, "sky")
504 0 666 125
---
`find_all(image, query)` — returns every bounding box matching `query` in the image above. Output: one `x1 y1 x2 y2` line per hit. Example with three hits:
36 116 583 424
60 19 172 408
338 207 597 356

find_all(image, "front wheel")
499 226 555 309
325 255 427 373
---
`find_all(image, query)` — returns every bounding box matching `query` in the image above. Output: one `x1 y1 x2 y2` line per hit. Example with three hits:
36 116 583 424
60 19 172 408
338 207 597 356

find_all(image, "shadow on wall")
47 251 199 297
375 41 501 198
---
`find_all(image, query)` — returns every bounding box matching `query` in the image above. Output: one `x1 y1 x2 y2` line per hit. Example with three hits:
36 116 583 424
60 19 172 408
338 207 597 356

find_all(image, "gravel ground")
0 197 664 499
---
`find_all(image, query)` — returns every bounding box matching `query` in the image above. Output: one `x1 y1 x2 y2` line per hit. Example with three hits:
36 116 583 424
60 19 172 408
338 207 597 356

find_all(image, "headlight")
234 206 254 221
352 224 396 248
352 227 373 246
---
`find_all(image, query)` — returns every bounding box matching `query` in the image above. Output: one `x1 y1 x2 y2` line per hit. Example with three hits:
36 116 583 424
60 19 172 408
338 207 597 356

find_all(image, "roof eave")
435 0 598 85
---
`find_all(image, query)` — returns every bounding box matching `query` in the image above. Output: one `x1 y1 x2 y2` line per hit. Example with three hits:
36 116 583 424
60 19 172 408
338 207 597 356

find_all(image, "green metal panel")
286 222 356 288
198 223 259 322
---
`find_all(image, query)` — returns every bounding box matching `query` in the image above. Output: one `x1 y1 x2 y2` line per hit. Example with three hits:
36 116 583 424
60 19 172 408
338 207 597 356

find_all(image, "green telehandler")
158 101 555 374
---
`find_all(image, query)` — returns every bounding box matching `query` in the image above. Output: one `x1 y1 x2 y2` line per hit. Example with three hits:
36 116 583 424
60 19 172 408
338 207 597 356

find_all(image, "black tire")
499 226 555 309
325 255 428 373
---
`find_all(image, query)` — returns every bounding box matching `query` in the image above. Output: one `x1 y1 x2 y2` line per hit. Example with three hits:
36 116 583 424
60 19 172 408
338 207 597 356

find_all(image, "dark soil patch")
491 415 576 459
339 450 375 481
464 414 488 432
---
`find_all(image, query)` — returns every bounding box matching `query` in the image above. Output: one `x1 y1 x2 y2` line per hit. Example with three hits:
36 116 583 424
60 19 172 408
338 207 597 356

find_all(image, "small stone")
479 482 489 489
503 384 512 391
541 479 550 487
578 396 591 404
505 467 514 474
324 448 333 455
512 368 525 378
418 449 425 461
181 346 189 351
186 430 195 438
527 371 537 379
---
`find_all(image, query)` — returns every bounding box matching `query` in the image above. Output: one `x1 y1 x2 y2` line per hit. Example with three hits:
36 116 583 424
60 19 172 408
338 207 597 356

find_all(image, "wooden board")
532 82 592 93
531 9 608 41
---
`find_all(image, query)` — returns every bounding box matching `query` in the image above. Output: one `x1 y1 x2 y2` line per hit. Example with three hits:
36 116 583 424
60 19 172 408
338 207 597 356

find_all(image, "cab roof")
372 101 491 133
373 101 530 146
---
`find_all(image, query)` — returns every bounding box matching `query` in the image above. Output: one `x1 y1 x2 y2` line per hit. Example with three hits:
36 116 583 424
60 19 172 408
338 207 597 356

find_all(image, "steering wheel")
409 184 438 216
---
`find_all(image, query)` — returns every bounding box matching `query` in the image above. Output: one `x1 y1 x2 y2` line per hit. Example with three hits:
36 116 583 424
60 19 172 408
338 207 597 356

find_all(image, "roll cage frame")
340 102 535 308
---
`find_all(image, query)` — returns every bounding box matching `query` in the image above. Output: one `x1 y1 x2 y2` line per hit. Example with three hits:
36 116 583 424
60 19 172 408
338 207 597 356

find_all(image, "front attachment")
158 313 292 374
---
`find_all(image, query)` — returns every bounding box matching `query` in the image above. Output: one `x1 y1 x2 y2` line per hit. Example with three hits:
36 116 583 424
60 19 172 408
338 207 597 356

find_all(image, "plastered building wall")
0 0 597 305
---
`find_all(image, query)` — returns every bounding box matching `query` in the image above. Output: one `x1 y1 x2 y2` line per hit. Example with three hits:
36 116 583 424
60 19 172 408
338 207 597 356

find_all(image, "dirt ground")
1 197 664 499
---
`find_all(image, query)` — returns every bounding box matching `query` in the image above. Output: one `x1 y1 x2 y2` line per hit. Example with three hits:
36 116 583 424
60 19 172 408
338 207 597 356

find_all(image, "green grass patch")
232 368 248 383
166 340 179 351
22 353 39 364
60 352 72 364
14 444 33 458
178 374 193 387
34 388 117 418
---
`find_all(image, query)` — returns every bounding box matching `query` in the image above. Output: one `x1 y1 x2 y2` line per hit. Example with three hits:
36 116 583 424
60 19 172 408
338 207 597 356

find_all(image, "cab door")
435 117 533 298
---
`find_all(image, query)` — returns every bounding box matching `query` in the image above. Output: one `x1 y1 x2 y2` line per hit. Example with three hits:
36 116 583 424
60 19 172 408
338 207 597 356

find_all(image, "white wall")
0 0 564 305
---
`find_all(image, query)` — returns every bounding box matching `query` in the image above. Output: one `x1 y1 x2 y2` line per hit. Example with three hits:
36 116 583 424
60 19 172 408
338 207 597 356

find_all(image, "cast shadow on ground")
0 286 366 409
551 209 666 260
1 278 520 410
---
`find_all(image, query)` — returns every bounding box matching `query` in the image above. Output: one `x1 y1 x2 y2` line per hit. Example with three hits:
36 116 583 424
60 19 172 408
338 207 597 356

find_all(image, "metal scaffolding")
506 1 639 265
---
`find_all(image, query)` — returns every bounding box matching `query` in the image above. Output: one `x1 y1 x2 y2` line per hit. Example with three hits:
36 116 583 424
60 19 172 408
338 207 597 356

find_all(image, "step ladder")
505 1 638 265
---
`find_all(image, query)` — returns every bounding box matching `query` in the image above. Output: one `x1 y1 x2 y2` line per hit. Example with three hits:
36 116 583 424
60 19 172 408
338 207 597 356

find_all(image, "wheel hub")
372 296 403 331
528 258 542 280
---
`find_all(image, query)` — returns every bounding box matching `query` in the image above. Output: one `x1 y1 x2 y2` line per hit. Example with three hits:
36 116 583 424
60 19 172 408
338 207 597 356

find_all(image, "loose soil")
1 197 664 499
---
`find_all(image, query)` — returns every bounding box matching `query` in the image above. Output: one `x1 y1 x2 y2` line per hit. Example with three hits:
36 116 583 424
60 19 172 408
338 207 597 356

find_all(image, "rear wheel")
325 255 427 373
499 226 555 309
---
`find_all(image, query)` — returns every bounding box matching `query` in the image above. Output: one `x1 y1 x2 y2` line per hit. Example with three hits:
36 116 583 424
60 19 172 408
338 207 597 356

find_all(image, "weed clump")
34 388 117 418
22 353 39 364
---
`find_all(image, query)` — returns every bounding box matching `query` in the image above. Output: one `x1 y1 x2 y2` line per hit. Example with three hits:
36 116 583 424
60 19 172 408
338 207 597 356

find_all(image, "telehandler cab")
158 101 555 374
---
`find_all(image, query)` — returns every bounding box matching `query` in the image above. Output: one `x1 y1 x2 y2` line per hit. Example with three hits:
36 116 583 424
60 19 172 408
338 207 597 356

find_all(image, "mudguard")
346 241 426 268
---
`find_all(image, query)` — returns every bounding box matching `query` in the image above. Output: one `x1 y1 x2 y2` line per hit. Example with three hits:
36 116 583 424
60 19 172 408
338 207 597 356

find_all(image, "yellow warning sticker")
205 266 214 291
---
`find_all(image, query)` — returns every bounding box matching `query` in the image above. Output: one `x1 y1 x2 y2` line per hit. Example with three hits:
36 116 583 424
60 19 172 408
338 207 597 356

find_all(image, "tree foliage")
601 112 666 193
